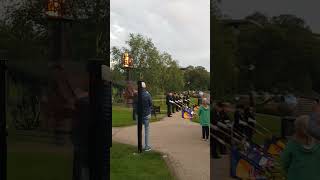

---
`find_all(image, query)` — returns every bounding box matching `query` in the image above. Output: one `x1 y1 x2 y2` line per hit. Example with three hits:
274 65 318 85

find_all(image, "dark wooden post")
137 81 143 153
88 59 111 180
0 54 7 180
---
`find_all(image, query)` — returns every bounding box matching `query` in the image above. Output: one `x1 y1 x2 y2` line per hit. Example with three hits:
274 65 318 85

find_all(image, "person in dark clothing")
172 93 176 113
132 90 138 121
234 104 245 135
211 102 224 159
185 93 190 107
244 106 256 141
175 93 180 112
166 92 173 117
141 82 153 151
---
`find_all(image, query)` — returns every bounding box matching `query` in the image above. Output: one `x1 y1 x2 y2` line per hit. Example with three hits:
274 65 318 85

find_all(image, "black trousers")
211 135 220 158
167 104 172 117
202 126 209 139
172 104 175 113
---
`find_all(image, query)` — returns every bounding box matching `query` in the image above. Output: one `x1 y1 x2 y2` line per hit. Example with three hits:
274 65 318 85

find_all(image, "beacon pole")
0 56 7 180
137 81 143 153
88 59 112 180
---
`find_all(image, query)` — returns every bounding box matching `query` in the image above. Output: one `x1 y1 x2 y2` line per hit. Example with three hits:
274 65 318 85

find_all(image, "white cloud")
110 0 210 71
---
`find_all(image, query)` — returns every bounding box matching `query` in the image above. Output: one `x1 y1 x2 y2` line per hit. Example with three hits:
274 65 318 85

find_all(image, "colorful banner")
182 107 193 119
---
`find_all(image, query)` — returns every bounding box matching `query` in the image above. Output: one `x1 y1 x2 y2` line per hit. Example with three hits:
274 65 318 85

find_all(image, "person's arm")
308 113 320 140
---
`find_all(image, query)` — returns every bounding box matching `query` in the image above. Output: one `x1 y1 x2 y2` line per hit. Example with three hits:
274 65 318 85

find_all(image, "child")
281 115 320 180
199 98 210 141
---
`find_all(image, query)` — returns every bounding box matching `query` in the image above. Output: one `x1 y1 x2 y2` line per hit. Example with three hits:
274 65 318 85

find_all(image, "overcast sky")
220 0 320 33
110 0 210 71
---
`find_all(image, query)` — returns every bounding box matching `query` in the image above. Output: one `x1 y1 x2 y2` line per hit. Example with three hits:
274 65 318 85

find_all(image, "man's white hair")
141 82 146 88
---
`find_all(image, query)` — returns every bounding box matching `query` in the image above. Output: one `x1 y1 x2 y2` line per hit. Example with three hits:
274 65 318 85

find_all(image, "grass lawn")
7 142 73 180
112 105 166 127
111 142 174 180
8 150 73 180
253 113 281 144
7 142 173 180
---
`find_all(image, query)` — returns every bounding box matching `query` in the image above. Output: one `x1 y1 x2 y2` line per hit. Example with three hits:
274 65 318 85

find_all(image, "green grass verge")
8 150 72 180
112 105 165 127
111 142 174 180
7 142 174 180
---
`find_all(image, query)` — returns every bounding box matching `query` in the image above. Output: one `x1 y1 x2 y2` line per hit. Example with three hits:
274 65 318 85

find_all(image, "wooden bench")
152 106 161 118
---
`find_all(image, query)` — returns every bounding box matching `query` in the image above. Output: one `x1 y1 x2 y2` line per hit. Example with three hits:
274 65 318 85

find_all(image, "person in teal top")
281 115 320 180
198 98 210 141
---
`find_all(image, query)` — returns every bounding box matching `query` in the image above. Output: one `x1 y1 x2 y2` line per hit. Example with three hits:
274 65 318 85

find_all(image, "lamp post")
122 52 133 81
137 80 143 153
122 52 134 106
46 0 73 63
0 50 7 180
88 59 111 180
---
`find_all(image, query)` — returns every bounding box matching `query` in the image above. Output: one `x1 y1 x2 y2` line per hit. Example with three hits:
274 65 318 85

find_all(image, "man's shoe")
144 147 152 152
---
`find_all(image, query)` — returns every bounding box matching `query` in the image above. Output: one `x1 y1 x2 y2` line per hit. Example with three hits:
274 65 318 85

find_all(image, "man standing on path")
166 92 173 117
141 82 153 151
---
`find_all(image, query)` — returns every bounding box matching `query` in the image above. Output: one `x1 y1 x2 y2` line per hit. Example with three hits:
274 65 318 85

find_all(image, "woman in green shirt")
198 98 210 141
281 115 320 180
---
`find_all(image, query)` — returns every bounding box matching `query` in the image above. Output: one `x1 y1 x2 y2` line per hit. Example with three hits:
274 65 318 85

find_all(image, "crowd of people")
165 92 191 117
211 102 256 159
209 97 320 179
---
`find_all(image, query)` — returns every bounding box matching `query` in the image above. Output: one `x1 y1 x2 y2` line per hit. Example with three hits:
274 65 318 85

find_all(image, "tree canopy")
111 34 185 95
111 34 209 95
213 11 320 98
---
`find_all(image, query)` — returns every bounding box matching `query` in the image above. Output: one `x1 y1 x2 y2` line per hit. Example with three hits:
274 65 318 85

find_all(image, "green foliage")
1 0 107 62
184 66 210 91
111 33 185 95
212 18 238 97
213 12 320 98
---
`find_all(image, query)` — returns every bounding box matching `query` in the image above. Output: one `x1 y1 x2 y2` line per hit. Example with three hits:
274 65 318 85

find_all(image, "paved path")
211 156 233 180
112 112 210 180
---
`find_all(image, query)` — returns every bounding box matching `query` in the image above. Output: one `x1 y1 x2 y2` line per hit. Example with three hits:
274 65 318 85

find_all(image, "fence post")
137 81 143 153
0 52 7 180
88 59 112 180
